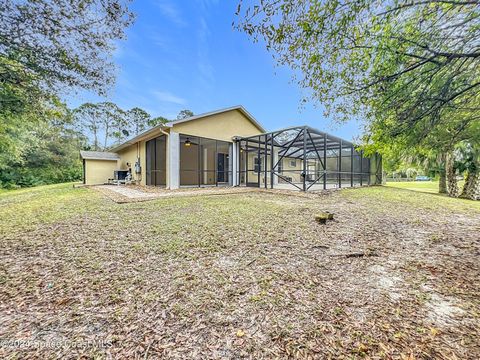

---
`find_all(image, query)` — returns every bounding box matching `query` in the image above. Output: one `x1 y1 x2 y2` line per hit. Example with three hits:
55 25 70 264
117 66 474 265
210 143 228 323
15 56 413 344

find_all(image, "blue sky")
70 0 363 141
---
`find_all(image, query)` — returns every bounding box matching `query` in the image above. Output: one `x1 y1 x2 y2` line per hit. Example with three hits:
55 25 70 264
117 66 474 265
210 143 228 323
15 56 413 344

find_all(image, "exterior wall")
84 159 118 185
172 109 262 141
279 157 304 183
116 134 158 186
139 140 146 185
117 145 138 181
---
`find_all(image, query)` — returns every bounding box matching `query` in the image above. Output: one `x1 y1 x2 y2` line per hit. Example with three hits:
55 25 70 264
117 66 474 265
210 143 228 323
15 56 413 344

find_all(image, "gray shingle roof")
80 150 120 161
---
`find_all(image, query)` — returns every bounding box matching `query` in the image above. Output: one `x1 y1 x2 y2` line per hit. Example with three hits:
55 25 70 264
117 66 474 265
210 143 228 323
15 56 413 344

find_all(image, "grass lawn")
386 180 466 194
1 184 479 358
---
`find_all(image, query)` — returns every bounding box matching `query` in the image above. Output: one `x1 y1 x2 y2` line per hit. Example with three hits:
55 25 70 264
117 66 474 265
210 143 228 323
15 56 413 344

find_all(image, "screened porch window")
254 157 261 173
146 135 166 186
179 135 231 187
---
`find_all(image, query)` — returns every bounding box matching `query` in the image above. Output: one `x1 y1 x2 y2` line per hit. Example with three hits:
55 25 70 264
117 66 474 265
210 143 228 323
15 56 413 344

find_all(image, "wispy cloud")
149 32 170 50
155 0 187 27
197 17 214 86
153 90 186 105
197 0 220 9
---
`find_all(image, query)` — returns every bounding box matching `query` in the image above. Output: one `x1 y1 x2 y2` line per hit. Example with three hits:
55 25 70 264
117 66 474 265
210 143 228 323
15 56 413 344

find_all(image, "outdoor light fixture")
184 138 191 147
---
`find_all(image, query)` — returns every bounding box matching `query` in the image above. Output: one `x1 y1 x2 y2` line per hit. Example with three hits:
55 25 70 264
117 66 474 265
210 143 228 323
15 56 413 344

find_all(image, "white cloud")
153 91 186 105
155 0 187 27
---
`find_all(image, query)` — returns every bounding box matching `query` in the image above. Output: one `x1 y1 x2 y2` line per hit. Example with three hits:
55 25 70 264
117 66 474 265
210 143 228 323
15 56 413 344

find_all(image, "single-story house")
80 105 381 191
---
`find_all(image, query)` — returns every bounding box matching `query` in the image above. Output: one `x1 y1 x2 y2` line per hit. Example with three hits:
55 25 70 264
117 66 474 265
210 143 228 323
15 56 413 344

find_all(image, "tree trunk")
472 176 480 200
104 124 109 150
460 170 479 200
439 169 447 194
438 153 447 194
93 129 99 151
446 152 458 197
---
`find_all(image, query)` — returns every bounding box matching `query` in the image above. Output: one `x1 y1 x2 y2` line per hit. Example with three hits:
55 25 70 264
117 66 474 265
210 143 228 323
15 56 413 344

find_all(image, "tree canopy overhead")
236 0 479 123
0 0 134 97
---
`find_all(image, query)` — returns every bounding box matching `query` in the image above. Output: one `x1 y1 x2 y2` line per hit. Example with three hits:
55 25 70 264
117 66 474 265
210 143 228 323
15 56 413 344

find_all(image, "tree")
0 1 134 188
236 1 479 122
148 116 169 128
111 107 129 144
73 102 169 150
74 102 126 150
456 142 480 200
0 57 43 116
0 100 85 188
73 103 103 151
0 0 134 96
405 168 418 180
416 151 447 194
126 107 151 136
97 102 124 149
446 151 459 197
177 109 194 120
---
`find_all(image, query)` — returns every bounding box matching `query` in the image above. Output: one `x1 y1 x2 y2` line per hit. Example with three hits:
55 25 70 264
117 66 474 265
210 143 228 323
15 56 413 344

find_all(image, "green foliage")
177 109 194 120
0 166 81 189
237 0 479 123
149 116 169 127
127 107 151 136
0 1 135 189
0 101 85 189
0 97 170 189
0 0 133 96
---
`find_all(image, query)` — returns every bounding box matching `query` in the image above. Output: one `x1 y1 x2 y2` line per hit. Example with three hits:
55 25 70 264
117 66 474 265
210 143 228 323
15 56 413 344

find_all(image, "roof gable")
167 105 265 133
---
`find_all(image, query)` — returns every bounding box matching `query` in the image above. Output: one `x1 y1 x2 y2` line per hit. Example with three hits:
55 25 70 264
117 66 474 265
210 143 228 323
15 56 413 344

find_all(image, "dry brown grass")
0 184 479 359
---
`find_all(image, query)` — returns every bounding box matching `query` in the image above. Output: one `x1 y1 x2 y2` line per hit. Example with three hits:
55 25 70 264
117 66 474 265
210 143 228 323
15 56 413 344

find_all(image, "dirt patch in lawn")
0 185 479 358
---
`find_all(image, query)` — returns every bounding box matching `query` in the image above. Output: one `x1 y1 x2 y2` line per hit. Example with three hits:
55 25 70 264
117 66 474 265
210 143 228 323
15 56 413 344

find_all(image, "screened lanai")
235 126 382 191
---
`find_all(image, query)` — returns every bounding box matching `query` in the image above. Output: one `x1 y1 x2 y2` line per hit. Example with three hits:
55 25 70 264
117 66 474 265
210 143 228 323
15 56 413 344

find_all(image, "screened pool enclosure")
144 126 381 191
235 126 381 191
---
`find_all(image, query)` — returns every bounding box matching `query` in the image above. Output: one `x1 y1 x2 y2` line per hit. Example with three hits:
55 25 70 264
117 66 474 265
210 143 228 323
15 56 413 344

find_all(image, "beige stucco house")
80 105 381 191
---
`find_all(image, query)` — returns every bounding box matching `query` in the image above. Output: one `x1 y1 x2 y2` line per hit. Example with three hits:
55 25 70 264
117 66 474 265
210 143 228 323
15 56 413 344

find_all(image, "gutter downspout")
159 128 169 137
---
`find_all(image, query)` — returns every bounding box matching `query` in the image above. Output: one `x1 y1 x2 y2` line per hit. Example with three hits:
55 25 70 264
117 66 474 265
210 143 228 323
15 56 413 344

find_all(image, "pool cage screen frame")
235 126 382 191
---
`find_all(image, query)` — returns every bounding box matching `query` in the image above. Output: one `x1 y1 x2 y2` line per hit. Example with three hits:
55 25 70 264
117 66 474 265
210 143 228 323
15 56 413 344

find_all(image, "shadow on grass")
384 185 447 197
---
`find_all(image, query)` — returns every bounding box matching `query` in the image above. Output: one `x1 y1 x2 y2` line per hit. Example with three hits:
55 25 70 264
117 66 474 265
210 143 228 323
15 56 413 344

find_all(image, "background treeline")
0 100 168 189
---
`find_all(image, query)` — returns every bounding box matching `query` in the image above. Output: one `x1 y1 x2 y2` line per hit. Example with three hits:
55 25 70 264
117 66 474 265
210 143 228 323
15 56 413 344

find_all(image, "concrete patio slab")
93 185 259 203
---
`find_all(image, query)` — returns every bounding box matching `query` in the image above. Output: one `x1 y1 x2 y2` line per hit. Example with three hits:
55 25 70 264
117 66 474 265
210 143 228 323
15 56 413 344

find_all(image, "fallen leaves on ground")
0 184 479 358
